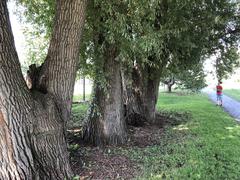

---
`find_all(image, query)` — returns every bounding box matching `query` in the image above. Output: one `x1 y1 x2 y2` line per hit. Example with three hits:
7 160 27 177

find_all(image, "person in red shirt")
216 81 223 106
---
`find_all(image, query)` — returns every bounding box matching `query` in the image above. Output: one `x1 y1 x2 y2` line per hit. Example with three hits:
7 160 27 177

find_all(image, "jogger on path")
216 81 223 106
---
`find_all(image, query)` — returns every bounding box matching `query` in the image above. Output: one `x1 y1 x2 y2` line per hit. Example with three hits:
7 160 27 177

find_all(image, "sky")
8 1 26 64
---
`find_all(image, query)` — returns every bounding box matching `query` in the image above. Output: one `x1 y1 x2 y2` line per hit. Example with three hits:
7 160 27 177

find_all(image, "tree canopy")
18 1 240 79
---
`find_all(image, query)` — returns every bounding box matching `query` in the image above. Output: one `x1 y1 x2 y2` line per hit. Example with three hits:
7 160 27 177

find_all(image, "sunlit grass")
73 94 91 102
70 92 240 179
69 103 88 129
135 92 240 179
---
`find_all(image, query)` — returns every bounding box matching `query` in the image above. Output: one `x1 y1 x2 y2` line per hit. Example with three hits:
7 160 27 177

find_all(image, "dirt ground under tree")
68 112 189 179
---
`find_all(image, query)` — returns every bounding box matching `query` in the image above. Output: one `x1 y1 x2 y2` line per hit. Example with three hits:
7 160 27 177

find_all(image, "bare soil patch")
127 125 164 148
68 111 190 179
69 124 165 179
71 146 139 179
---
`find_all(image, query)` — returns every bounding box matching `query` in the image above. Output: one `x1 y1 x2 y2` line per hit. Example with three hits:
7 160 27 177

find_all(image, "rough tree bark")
138 65 161 124
143 69 161 123
0 0 87 179
124 63 163 124
122 65 146 126
83 46 127 146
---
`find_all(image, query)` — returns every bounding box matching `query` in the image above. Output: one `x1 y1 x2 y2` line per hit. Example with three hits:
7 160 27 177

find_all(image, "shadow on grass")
67 109 192 179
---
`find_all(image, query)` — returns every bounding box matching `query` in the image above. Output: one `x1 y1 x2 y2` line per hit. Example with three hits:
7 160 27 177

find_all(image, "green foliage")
215 48 240 80
157 0 240 81
17 0 240 84
162 60 207 92
23 30 49 66
69 144 80 152
176 64 207 92
208 0 240 80
17 0 55 38
79 0 157 82
15 0 54 67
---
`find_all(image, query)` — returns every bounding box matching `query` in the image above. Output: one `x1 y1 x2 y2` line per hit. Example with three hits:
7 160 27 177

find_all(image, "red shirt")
216 85 223 95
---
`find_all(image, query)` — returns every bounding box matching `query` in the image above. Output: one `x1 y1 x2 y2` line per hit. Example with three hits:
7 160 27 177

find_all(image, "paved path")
203 89 240 122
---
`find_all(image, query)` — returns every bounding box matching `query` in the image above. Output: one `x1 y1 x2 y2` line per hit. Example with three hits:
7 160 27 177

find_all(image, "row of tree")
1 0 239 179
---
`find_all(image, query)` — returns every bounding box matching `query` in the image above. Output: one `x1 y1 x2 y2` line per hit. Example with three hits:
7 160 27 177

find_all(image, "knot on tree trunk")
26 64 47 93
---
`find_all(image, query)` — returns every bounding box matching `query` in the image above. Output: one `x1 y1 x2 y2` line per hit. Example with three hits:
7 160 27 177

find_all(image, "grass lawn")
70 92 240 179
73 94 91 102
224 89 240 101
68 103 88 129
135 92 240 179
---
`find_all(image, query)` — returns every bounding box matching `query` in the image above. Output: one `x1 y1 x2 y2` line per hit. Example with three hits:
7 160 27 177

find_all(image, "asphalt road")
203 89 240 122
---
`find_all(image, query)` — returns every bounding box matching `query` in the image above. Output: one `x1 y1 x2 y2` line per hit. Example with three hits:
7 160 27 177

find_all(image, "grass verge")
134 92 240 179
73 94 91 102
117 93 240 179
70 92 240 179
224 89 240 101
68 103 88 129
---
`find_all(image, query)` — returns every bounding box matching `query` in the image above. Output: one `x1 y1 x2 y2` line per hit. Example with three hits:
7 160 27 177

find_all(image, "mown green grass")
69 103 88 129
70 92 240 179
73 94 91 102
72 103 88 119
224 89 240 101
69 94 90 128
132 92 240 179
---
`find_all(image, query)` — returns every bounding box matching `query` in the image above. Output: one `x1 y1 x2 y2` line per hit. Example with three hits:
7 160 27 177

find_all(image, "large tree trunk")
142 71 161 123
83 46 127 146
39 0 87 123
124 64 161 124
122 66 146 126
0 0 87 179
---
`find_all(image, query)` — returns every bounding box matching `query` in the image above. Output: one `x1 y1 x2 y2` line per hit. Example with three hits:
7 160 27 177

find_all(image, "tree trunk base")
30 91 72 179
125 113 146 126
82 102 128 146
